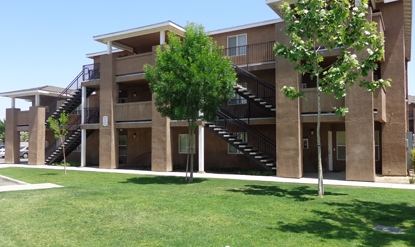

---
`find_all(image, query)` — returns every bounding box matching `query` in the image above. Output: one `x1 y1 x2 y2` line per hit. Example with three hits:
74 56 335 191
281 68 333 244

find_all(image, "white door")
328 131 333 171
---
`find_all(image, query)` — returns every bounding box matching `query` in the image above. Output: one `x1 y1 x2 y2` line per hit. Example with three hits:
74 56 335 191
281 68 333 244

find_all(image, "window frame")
179 134 195 154
227 34 247 56
228 82 247 105
336 131 346 161
119 134 127 156
228 132 247 154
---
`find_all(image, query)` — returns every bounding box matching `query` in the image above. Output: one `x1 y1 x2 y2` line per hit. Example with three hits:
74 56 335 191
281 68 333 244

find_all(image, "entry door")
328 131 333 171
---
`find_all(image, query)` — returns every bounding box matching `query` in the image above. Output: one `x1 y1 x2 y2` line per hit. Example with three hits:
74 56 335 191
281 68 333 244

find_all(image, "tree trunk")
61 137 67 175
315 40 324 197
188 124 195 183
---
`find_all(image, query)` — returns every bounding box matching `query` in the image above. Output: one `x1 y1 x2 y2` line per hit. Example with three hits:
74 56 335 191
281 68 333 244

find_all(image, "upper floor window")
227 34 247 56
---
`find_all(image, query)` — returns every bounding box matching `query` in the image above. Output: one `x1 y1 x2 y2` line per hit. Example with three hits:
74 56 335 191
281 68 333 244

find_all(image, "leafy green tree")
47 111 69 175
0 119 5 144
274 0 390 197
144 23 237 182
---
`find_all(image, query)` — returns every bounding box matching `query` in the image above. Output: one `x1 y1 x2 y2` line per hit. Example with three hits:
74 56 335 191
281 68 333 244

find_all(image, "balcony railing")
219 41 275 67
82 63 101 81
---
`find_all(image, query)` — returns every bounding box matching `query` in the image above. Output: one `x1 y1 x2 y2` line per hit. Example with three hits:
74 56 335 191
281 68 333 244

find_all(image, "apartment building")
1 0 411 181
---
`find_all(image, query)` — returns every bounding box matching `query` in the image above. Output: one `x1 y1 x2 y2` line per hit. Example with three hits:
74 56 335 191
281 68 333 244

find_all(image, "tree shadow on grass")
39 172 60 176
120 176 207 185
228 185 347 201
273 199 415 246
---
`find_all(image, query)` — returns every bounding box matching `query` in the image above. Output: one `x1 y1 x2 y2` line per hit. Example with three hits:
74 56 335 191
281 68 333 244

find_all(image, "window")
119 135 127 156
74 144 81 152
228 132 247 154
227 34 247 56
179 134 195 154
119 98 127 103
228 82 247 105
336 131 346 160
375 131 380 161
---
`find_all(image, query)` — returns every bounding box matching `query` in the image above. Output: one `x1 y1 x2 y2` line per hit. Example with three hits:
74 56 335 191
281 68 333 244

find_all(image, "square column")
28 106 46 165
151 93 172 172
345 86 375 181
5 108 20 163
275 22 302 178
99 54 118 169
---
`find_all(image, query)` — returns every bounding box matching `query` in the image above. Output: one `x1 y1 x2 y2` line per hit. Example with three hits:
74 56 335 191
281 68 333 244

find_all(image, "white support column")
81 86 87 167
160 30 165 45
107 41 112 54
198 124 205 173
11 98 15 108
35 94 40 106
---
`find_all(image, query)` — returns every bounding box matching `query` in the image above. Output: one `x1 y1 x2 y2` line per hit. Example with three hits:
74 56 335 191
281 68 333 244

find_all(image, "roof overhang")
210 19 283 35
93 21 185 52
266 0 412 61
0 88 63 100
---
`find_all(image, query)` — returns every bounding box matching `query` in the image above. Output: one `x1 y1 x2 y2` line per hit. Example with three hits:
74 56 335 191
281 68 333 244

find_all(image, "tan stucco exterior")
1 2 411 182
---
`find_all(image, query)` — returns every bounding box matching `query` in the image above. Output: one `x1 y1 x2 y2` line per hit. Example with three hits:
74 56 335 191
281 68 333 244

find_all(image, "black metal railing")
45 115 81 160
213 109 276 161
45 108 100 162
46 64 100 120
221 100 275 120
219 41 275 67
233 65 275 108
82 63 101 81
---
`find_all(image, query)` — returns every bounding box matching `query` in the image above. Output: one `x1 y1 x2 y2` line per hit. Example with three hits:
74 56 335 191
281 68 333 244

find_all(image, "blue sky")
0 0 413 120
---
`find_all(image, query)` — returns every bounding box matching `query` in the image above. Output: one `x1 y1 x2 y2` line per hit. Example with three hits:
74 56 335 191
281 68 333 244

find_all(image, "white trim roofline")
93 20 185 44
209 19 282 35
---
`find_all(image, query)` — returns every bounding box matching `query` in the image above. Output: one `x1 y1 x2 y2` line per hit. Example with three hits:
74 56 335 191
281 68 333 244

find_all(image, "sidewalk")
1 163 415 191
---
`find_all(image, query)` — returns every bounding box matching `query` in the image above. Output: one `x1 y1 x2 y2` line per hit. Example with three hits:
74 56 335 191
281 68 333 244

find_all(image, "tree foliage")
144 23 237 182
274 0 390 197
47 111 69 175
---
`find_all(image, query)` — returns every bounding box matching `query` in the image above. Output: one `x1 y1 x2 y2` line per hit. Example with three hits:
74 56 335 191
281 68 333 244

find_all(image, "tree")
0 119 5 144
144 23 237 182
47 111 69 175
274 0 390 197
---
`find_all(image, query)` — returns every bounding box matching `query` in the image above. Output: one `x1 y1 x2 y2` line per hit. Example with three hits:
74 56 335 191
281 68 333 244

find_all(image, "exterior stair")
45 109 99 165
206 109 276 170
233 65 276 113
47 87 95 121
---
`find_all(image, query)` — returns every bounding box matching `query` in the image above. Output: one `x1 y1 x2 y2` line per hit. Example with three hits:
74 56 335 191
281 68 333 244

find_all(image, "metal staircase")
206 109 276 170
205 65 277 170
45 109 99 165
233 65 276 113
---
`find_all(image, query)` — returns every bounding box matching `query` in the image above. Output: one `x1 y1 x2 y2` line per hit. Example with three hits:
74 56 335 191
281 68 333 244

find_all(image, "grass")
0 168 415 247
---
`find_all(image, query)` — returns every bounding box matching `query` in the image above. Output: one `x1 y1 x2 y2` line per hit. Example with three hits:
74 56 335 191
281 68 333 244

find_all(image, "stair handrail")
45 108 100 163
233 65 275 91
217 108 276 146
45 114 82 160
212 108 276 163
46 70 85 119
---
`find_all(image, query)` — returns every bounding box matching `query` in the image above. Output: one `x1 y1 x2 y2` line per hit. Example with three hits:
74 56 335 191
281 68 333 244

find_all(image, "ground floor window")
336 131 346 160
179 134 195 154
119 135 127 156
228 132 247 154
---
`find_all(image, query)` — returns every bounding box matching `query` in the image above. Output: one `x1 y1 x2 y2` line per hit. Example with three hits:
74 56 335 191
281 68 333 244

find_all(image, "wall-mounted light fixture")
133 133 137 138
311 129 314 135
133 92 137 97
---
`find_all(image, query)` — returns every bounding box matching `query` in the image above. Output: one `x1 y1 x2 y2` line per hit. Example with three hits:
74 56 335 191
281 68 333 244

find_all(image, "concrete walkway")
1 164 415 192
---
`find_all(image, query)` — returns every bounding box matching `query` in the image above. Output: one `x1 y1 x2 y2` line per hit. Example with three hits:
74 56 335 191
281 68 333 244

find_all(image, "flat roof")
0 85 67 99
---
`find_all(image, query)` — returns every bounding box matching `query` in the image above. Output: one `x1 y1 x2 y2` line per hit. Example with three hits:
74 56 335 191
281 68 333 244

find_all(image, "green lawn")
0 168 415 247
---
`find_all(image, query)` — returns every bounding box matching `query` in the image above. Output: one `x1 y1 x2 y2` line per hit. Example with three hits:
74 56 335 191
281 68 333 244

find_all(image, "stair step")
254 98 261 101
259 101 266 105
